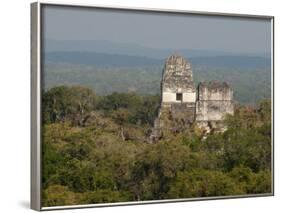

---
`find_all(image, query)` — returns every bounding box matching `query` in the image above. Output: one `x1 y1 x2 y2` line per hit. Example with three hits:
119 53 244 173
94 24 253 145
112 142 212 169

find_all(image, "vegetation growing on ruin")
42 86 272 207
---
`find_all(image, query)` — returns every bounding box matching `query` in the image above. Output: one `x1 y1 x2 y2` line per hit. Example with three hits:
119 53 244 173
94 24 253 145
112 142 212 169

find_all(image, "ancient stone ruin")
150 54 234 142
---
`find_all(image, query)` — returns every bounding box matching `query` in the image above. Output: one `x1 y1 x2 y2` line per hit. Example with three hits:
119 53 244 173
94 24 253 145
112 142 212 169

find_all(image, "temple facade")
151 54 234 142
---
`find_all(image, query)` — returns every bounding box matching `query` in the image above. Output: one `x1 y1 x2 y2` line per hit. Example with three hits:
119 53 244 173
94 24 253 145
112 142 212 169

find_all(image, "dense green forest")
42 86 272 207
44 61 271 104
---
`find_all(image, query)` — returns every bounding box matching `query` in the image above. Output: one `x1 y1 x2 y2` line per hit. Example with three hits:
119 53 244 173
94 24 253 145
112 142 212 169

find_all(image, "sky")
42 5 272 55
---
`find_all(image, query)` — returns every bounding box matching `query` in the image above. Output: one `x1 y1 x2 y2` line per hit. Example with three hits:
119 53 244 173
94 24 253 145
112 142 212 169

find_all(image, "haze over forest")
42 6 272 105
43 39 271 104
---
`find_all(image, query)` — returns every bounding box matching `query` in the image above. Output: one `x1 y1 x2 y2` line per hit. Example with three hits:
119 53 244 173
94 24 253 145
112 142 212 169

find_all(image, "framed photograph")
31 2 274 211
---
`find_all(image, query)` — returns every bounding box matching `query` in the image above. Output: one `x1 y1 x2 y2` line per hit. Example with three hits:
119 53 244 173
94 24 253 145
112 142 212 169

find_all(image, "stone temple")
151 54 234 141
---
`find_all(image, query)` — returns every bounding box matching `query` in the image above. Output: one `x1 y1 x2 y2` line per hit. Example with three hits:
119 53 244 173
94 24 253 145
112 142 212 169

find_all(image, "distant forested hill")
43 51 271 105
44 39 271 58
45 51 270 69
45 51 163 67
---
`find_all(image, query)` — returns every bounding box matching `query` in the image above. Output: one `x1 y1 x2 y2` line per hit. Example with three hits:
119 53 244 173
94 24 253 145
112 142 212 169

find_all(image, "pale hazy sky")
42 5 272 54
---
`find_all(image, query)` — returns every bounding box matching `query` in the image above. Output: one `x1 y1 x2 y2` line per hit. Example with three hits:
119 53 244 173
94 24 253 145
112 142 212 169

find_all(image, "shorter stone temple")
151 54 234 141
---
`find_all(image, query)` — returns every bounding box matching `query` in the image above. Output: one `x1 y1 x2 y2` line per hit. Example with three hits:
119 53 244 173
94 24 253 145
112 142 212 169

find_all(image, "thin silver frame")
31 1 275 211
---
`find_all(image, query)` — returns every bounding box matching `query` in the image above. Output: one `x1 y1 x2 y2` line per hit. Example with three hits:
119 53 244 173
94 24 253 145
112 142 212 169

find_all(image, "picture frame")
31 1 274 211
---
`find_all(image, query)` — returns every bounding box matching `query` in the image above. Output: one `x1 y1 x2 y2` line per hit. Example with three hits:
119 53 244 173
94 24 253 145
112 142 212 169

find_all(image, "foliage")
97 92 160 126
42 86 97 126
42 86 272 207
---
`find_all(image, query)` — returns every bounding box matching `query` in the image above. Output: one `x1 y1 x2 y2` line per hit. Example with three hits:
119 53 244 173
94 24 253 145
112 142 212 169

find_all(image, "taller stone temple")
151 54 234 141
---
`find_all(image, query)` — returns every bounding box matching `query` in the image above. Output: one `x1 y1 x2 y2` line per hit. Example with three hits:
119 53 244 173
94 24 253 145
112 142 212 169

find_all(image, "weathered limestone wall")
183 92 196 102
198 81 233 101
162 54 196 96
162 92 196 103
196 81 234 122
150 54 197 141
162 92 175 102
171 103 196 123
196 100 234 121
